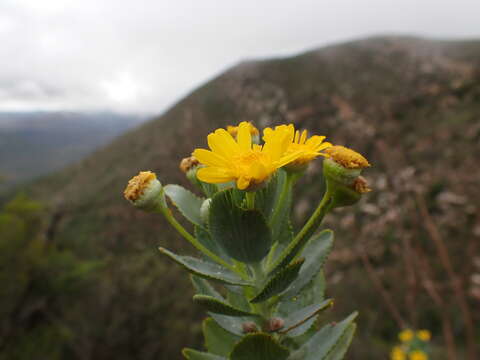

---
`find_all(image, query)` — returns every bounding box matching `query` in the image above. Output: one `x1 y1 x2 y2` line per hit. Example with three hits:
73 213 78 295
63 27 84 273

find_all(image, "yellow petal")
236 176 251 190
197 167 234 184
299 129 308 144
193 149 229 167
237 121 252 151
208 129 240 158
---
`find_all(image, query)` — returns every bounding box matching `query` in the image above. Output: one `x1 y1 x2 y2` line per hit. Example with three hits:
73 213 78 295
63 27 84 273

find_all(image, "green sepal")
193 295 257 317
290 312 358 360
182 348 226 360
203 318 240 356
324 323 357 360
209 190 271 263
329 183 361 208
159 247 250 286
250 258 305 304
230 333 290 360
164 184 204 226
281 230 333 299
280 299 333 337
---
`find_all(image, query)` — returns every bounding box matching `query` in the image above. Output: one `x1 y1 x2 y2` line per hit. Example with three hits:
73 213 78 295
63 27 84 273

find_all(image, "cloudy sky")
0 0 479 115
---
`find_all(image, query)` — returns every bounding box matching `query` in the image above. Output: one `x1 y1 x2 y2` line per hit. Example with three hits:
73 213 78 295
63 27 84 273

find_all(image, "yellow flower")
391 346 406 360
409 350 428 360
324 145 370 169
193 122 301 190
399 329 414 342
263 124 331 169
417 330 431 342
227 122 259 137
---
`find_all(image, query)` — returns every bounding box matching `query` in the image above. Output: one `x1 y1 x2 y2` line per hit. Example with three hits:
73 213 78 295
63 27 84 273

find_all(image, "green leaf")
159 247 250 285
324 323 356 360
230 333 289 360
209 190 271 263
164 184 204 226
280 299 333 337
225 285 251 312
291 312 358 360
203 318 240 356
281 230 333 299
250 258 305 304
193 295 257 317
195 225 229 262
182 348 226 360
191 275 223 300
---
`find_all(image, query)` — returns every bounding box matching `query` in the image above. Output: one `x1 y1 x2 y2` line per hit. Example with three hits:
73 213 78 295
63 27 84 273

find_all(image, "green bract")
126 129 371 359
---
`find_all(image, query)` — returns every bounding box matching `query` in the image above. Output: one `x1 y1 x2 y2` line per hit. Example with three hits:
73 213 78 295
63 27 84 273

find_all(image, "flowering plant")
124 122 371 359
391 329 432 360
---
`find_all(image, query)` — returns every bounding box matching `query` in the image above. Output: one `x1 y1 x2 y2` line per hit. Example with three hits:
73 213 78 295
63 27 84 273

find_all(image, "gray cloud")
0 0 479 114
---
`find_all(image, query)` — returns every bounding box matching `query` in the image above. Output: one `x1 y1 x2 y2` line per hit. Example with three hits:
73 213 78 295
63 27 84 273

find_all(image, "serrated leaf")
230 333 289 360
280 299 333 337
291 312 358 360
250 258 304 304
164 184 204 226
282 230 333 299
209 190 271 263
324 323 356 360
159 247 250 285
203 318 240 356
182 348 226 360
193 295 257 317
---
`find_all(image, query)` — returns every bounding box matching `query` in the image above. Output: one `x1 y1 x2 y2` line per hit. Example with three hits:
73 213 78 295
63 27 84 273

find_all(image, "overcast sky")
0 0 479 115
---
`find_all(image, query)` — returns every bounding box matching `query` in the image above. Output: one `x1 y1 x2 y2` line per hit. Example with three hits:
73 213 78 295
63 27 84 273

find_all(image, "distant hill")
25 37 480 359
0 112 147 188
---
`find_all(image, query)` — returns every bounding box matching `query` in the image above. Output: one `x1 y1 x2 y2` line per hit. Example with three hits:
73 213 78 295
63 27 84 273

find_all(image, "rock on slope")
28 36 480 359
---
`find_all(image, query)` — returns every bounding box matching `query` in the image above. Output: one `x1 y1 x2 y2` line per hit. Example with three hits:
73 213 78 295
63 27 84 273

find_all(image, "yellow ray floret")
324 145 370 169
263 124 331 167
193 122 300 190
226 122 259 137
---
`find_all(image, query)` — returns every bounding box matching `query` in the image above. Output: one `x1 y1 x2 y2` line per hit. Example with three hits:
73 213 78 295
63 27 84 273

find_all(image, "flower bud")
242 321 258 333
179 156 203 187
266 317 285 332
200 198 211 224
124 171 166 211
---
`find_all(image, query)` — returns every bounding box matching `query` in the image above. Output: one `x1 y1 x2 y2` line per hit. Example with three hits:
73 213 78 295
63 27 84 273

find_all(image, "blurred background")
0 1 479 359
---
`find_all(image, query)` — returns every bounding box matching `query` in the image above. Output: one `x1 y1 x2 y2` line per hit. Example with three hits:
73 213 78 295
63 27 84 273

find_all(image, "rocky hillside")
26 36 480 359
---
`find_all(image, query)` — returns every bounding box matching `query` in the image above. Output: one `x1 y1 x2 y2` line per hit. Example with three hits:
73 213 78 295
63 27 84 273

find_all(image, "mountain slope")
27 36 480 359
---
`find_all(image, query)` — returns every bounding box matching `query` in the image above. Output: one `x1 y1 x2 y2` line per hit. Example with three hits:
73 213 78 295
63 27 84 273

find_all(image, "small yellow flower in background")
324 145 370 169
416 330 431 342
390 346 406 360
409 350 428 360
399 329 414 342
227 122 259 137
193 122 301 190
263 124 331 169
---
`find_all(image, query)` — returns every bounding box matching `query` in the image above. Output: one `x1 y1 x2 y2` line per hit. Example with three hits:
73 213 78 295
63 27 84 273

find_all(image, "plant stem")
245 191 256 209
269 172 294 227
249 262 270 319
160 207 247 279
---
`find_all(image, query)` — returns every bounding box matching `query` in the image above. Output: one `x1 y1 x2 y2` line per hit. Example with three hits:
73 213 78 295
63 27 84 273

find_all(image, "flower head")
193 122 300 190
409 350 428 360
324 145 370 169
124 171 165 211
391 346 406 360
263 124 331 170
179 155 199 173
416 330 431 342
399 329 414 342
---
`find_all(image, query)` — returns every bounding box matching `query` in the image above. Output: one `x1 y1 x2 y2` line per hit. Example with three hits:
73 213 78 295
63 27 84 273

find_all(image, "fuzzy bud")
124 171 166 211
266 317 285 332
242 321 258 333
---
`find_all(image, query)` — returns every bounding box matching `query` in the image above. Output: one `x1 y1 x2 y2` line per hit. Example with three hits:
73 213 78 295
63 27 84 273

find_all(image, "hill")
0 112 146 189
24 36 480 359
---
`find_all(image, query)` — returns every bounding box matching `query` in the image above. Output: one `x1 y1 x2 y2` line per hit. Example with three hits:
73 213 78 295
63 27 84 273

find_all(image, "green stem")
249 262 270 318
245 191 256 209
269 172 294 227
160 207 247 279
267 185 333 272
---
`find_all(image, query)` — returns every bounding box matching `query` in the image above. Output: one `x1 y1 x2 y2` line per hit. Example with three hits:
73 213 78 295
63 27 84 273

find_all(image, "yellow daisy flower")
398 329 414 342
226 122 259 137
193 122 301 190
416 330 431 342
409 350 428 360
391 346 406 360
263 124 331 169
